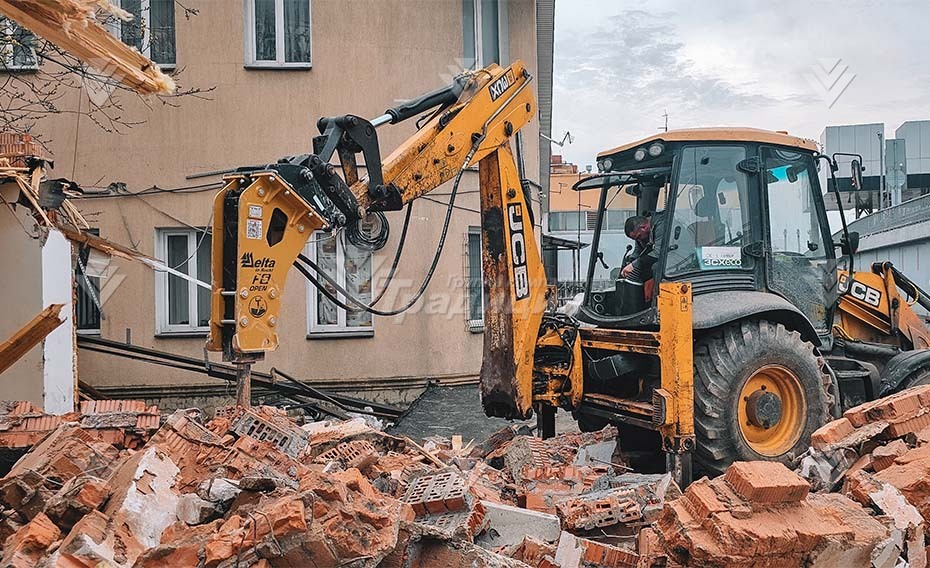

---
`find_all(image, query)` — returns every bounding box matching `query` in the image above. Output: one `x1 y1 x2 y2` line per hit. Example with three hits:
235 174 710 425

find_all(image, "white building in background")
895 121 930 198
821 121 930 221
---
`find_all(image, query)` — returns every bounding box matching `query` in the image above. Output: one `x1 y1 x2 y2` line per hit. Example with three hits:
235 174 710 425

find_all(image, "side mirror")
840 231 860 255
850 159 864 193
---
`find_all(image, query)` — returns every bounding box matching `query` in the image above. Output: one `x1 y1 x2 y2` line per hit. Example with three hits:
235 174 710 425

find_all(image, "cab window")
665 146 753 276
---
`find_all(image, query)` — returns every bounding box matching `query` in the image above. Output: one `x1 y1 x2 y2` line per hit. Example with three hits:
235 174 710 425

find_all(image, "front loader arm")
207 61 547 417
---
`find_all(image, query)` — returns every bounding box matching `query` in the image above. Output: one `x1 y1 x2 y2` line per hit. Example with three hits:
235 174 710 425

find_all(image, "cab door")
761 147 837 333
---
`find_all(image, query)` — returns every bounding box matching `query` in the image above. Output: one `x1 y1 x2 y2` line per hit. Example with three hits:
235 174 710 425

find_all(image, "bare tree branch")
0 2 214 150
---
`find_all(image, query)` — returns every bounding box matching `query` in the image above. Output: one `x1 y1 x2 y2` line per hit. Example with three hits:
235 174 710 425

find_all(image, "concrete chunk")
196 477 240 504
477 500 561 549
176 493 221 525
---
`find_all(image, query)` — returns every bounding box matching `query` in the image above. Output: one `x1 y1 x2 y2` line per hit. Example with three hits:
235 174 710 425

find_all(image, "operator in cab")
620 211 664 304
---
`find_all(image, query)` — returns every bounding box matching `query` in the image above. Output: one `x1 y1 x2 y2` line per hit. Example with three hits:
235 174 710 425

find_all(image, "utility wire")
72 181 223 199
295 138 480 317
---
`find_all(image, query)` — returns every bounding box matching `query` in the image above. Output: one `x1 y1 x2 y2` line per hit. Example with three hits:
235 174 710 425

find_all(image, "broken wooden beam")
0 304 66 375
0 0 175 96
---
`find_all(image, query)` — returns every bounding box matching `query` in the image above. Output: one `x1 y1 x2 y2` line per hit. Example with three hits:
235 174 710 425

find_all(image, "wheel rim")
737 364 806 457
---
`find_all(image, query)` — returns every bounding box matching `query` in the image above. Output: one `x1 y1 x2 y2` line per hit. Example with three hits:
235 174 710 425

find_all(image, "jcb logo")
508 203 529 300
488 71 515 102
839 274 882 308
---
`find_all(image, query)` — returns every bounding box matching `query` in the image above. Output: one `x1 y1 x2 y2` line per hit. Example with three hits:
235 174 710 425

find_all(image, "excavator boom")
207 61 545 417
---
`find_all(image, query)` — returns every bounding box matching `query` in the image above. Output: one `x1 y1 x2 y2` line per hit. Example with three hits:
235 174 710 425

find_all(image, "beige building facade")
6 0 553 410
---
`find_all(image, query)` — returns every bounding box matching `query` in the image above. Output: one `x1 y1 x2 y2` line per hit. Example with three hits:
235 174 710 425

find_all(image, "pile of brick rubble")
2 385 930 567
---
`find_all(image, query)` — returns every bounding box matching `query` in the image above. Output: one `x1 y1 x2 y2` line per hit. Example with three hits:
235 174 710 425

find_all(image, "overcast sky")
551 1 930 169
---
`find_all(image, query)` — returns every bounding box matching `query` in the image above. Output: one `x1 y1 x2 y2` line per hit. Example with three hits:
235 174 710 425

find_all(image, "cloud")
557 11 781 111
551 2 930 168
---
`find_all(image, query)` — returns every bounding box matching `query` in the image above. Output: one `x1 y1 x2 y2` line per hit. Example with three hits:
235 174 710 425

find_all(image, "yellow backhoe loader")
207 61 930 486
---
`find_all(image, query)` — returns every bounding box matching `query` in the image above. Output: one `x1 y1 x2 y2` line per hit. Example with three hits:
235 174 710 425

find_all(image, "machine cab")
573 128 839 335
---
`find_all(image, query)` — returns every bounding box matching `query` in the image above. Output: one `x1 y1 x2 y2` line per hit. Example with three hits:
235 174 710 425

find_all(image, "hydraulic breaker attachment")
208 169 334 361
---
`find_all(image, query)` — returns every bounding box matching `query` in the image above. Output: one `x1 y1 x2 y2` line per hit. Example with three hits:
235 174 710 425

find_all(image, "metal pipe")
236 363 251 407
75 335 403 417
370 113 392 128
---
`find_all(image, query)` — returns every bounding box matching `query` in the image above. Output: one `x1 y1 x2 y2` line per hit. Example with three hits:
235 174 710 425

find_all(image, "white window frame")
244 0 312 69
466 226 484 332
465 0 507 69
0 17 38 71
154 228 210 335
75 229 102 335
104 0 176 69
305 233 373 338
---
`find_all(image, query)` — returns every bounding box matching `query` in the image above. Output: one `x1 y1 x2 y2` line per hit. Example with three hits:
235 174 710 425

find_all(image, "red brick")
400 471 467 517
887 408 930 438
556 489 642 531
810 417 855 449
723 461 810 504
0 513 60 568
0 133 48 166
314 439 379 470
510 536 558 566
870 439 909 472
845 387 930 427
681 478 727 519
578 537 640 568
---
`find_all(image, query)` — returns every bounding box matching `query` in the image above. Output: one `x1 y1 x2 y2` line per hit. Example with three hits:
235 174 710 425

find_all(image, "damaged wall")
0 205 76 413
0 205 43 399
27 0 543 407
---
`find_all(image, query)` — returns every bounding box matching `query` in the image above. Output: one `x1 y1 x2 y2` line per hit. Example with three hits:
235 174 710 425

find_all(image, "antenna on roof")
541 131 574 147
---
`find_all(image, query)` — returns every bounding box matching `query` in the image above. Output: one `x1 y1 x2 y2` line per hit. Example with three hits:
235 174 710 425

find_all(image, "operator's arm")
634 211 666 272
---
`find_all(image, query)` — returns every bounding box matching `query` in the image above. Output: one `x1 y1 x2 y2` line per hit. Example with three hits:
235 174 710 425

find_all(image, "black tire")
693 320 834 477
883 349 930 391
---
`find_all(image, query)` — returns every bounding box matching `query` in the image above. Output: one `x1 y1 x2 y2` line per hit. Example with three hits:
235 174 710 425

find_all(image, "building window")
548 210 636 232
155 228 211 334
0 17 38 71
306 232 373 336
466 227 484 331
75 231 101 334
245 0 311 68
106 1 176 67
463 0 501 69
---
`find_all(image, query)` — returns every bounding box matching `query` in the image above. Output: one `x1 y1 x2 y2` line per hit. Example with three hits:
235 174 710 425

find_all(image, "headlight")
601 157 613 171
648 142 664 157
633 147 647 161
596 160 605 172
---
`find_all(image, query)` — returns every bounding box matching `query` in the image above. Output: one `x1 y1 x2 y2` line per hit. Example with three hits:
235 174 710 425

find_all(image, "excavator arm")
207 61 548 417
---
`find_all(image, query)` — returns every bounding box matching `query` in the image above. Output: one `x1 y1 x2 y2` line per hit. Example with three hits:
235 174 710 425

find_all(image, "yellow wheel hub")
737 365 806 457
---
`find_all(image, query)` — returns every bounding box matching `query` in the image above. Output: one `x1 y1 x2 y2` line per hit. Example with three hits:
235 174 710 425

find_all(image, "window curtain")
284 0 310 63
195 234 211 327
315 235 338 325
150 0 176 65
344 240 372 328
467 231 483 321
254 0 277 61
120 0 144 51
166 234 189 325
